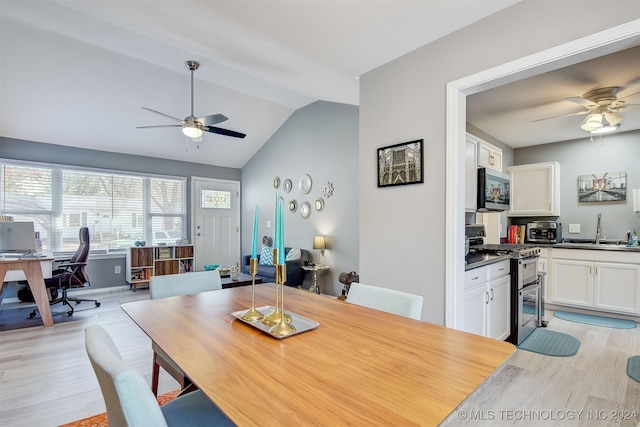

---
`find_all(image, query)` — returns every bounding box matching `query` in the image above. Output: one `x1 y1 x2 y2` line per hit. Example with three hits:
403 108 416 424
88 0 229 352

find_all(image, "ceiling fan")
137 60 246 141
533 86 640 134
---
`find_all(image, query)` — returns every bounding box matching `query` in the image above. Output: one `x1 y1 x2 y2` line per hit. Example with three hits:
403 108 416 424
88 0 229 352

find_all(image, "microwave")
477 167 510 211
526 221 562 243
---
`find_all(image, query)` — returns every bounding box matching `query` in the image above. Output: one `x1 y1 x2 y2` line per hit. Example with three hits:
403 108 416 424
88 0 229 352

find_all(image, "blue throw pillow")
259 244 274 266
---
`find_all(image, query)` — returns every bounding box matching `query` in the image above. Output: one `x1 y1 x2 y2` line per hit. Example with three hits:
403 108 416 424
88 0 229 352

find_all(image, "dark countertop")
536 241 640 252
465 253 511 271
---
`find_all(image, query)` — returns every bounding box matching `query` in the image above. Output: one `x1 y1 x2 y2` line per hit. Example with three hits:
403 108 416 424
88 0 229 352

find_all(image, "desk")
1 257 54 327
122 284 515 426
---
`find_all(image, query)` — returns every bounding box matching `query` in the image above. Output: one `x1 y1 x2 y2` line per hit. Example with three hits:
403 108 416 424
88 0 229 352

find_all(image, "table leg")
24 264 54 327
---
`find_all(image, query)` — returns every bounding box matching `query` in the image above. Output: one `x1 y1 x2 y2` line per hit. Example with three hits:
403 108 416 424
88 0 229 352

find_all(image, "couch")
242 246 311 287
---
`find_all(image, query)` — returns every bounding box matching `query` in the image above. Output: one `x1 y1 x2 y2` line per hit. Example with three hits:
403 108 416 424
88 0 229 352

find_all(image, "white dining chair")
85 324 233 427
149 270 223 395
347 282 423 320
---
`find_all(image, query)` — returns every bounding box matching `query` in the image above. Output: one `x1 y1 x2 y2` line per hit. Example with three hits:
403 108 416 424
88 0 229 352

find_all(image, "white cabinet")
477 139 503 172
549 249 640 315
464 260 510 340
508 161 560 217
552 259 593 307
465 134 478 212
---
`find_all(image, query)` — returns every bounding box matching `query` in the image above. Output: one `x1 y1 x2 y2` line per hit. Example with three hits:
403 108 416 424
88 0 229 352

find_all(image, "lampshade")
633 189 640 212
182 125 203 138
580 113 603 131
313 235 326 250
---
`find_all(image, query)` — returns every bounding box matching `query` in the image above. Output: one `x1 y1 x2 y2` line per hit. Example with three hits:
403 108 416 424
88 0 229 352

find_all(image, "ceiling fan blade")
619 103 640 111
141 107 183 122
618 89 640 100
197 114 228 126
566 96 596 107
531 110 589 123
136 125 182 129
204 126 246 138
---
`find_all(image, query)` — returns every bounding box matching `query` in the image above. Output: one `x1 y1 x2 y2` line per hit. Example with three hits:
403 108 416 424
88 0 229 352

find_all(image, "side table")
301 264 329 294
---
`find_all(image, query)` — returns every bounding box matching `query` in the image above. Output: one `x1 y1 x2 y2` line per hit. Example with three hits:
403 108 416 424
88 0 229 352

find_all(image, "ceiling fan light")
580 113 604 131
182 125 203 138
591 124 619 134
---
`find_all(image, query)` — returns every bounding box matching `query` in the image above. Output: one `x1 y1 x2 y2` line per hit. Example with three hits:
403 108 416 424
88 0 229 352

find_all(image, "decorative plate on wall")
300 201 312 219
289 199 297 213
314 198 324 212
322 181 334 198
272 176 280 189
298 174 312 195
283 178 292 193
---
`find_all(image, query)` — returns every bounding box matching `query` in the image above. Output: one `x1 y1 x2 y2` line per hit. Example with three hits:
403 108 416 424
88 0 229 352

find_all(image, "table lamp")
313 235 326 264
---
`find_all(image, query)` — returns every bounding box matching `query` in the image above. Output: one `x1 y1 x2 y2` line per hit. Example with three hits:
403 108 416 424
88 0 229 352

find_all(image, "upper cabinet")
477 138 503 172
508 161 560 217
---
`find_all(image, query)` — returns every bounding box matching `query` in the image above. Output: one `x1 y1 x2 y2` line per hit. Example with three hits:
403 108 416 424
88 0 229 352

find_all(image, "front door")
191 178 240 271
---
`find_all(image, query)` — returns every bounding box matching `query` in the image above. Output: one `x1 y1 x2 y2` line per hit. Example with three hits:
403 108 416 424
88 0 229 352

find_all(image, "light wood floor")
0 289 639 427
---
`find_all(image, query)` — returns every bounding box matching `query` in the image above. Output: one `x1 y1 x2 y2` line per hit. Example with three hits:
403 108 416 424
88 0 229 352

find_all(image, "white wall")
241 101 359 295
359 0 640 324
514 130 640 240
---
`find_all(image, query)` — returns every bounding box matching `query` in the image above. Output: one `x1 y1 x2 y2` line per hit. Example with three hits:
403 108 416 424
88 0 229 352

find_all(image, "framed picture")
377 139 424 188
578 171 627 202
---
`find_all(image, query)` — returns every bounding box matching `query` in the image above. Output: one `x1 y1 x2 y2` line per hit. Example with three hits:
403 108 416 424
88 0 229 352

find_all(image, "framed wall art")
578 171 626 202
377 139 424 188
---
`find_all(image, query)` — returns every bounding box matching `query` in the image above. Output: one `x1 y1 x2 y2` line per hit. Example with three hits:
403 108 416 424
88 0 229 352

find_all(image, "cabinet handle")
485 292 489 304
498 267 504 271
490 288 494 301
472 276 479 281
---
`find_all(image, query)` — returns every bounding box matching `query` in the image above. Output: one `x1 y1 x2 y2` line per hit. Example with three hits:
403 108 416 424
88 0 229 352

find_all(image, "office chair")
85 325 234 427
346 282 424 320
30 227 100 318
149 270 223 396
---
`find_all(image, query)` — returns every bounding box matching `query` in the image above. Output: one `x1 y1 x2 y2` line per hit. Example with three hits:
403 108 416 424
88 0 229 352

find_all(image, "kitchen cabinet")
465 134 478 212
126 244 195 291
549 249 640 315
477 138 503 172
508 161 560 217
464 260 510 340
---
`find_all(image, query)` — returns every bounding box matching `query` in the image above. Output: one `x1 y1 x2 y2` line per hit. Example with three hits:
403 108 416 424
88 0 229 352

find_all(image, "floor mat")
554 310 637 329
518 328 580 357
627 356 640 383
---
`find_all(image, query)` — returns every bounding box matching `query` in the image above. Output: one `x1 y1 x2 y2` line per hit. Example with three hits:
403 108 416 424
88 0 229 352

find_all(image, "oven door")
518 280 540 345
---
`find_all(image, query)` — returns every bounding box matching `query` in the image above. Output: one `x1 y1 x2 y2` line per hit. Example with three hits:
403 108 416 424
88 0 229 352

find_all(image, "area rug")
554 310 637 329
58 389 180 427
627 356 640 383
518 328 580 357
0 300 119 332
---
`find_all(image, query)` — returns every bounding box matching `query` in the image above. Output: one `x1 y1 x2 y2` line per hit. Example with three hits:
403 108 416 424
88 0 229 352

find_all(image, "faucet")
595 212 602 245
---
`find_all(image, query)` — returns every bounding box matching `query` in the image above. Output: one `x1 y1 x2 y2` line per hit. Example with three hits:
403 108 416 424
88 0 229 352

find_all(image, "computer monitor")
0 222 37 254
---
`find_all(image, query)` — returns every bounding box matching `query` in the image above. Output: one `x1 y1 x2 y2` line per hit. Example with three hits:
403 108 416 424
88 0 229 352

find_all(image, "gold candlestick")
269 263 296 337
240 258 264 321
262 248 282 326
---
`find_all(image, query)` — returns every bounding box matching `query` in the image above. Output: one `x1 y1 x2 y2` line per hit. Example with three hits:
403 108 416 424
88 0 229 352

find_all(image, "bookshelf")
126 244 195 291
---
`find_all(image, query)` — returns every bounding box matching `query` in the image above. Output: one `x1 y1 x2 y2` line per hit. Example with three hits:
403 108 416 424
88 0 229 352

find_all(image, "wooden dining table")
121 283 515 426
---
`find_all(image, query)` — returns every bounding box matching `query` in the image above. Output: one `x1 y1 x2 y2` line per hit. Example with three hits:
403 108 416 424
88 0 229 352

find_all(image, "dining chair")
149 270 223 395
346 282 423 320
85 324 233 427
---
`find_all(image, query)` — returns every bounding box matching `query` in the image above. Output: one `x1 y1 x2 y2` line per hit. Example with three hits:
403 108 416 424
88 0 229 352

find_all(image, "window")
201 189 231 209
1 161 187 254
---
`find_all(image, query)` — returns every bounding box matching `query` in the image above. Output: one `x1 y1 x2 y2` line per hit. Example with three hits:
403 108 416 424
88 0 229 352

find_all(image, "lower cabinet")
464 260 510 340
550 249 640 315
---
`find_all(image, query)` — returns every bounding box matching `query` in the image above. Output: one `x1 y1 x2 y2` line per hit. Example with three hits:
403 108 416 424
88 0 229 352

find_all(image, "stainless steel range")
469 242 543 345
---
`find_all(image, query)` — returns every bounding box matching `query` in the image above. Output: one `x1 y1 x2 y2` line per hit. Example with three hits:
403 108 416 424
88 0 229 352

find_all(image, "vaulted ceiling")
2 1 637 168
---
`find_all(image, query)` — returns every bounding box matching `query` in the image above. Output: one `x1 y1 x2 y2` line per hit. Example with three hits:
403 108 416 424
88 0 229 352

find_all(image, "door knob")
196 232 201 236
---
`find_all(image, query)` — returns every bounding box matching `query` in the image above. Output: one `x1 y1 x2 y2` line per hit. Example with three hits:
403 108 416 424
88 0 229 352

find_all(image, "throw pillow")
259 244 274 265
285 247 302 261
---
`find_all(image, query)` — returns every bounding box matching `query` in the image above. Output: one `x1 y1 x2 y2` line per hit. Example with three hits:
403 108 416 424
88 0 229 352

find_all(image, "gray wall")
514 130 640 240
1 137 240 298
359 0 639 324
241 101 359 296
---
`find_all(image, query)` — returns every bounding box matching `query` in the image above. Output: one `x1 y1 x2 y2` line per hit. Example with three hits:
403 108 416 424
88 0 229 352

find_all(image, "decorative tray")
231 306 319 339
